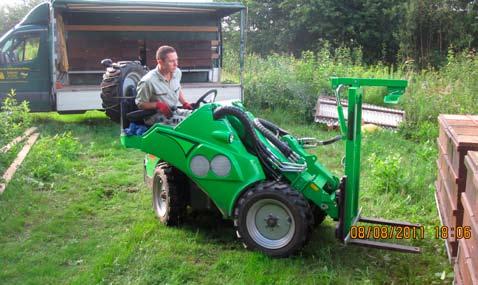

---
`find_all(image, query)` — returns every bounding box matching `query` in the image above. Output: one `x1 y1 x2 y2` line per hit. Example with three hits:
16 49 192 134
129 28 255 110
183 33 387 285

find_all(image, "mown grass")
0 110 452 284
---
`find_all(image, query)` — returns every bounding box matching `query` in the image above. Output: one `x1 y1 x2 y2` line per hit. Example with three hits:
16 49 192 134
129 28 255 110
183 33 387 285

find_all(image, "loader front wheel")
234 181 312 257
152 163 188 226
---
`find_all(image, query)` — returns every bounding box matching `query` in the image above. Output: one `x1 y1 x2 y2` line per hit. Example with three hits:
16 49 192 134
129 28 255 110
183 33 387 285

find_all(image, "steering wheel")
192 89 217 109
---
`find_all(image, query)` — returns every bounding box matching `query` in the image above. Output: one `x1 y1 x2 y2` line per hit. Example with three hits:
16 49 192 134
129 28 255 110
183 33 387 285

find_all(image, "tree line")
1 0 477 68
227 0 478 67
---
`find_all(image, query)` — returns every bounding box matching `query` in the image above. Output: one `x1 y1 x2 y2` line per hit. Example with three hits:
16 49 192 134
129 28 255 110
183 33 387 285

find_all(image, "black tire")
100 61 147 125
311 204 327 226
152 163 189 226
233 181 313 257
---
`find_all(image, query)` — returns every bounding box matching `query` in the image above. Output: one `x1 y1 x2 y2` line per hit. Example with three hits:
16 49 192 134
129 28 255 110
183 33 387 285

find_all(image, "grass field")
0 110 453 284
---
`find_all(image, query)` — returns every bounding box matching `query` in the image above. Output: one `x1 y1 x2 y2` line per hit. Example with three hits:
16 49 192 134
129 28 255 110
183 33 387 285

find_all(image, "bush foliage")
0 89 31 146
224 47 478 140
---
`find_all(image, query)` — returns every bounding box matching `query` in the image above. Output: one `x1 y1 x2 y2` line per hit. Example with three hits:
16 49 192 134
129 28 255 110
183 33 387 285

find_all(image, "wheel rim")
122 72 142 96
246 198 295 249
153 177 167 217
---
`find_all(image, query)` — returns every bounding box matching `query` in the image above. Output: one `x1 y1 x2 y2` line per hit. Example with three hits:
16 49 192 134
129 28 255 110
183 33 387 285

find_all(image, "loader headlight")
190 155 209 177
211 155 231 177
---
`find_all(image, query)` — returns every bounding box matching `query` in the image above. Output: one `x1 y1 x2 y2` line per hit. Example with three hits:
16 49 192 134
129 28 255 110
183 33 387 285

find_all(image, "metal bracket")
298 137 318 148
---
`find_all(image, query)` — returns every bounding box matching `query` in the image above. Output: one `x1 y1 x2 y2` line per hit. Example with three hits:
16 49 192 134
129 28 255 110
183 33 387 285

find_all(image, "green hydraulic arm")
331 77 421 253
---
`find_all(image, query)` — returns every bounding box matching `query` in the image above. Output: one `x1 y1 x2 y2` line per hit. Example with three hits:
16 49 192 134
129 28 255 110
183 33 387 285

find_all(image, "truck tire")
233 181 313 257
152 163 189 226
100 61 147 124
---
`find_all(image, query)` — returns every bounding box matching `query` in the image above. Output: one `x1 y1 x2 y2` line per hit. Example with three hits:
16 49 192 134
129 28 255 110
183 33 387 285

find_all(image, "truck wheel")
100 61 147 125
152 163 188 226
233 181 313 257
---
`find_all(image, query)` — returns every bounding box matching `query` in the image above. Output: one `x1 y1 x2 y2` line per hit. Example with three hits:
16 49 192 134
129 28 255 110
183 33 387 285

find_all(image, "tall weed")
367 153 406 193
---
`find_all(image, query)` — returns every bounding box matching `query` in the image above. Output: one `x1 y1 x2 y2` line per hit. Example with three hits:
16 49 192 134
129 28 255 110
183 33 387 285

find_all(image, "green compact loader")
120 77 422 257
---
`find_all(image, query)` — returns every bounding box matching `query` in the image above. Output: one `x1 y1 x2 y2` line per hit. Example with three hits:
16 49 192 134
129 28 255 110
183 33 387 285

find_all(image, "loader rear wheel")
234 181 312 257
152 163 188 226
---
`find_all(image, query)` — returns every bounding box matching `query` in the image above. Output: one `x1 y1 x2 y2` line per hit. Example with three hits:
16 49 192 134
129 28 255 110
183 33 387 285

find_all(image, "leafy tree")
0 0 44 35
398 0 478 67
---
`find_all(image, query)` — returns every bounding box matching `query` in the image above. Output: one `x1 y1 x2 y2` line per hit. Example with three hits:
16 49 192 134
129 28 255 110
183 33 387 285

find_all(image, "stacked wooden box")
454 151 478 285
435 115 478 262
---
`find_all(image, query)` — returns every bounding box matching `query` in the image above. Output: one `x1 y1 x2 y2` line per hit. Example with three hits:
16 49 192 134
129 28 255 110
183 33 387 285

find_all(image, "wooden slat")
65 25 218 32
0 127 37 154
0 132 39 194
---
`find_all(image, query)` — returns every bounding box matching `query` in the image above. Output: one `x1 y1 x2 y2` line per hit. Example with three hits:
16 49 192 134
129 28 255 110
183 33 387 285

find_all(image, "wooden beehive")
464 152 478 216
455 151 478 285
436 115 478 262
454 191 478 285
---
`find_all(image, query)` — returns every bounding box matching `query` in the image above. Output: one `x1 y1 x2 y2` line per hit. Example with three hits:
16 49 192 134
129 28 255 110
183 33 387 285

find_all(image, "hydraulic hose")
253 118 297 161
213 106 280 179
257 118 289 136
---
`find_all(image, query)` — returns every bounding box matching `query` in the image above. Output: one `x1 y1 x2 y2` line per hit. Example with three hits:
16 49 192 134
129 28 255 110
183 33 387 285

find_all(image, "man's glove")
156 101 172 118
182 102 193 110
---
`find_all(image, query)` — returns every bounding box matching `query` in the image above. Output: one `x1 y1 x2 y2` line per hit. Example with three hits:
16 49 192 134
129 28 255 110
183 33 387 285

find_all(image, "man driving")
135 45 192 125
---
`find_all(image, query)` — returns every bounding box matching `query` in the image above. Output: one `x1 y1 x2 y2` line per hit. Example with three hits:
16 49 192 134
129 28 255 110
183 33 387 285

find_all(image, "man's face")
158 52 178 74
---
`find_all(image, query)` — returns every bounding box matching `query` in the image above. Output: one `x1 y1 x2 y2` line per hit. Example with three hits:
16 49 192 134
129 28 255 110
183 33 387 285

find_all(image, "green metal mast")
330 77 407 240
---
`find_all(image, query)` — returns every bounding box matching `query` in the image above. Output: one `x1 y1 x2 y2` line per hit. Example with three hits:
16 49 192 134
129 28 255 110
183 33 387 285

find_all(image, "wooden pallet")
314 96 405 128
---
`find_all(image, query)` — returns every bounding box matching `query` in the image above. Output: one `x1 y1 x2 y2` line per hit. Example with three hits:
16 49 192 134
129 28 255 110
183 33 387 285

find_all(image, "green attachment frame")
331 77 407 104
330 77 408 241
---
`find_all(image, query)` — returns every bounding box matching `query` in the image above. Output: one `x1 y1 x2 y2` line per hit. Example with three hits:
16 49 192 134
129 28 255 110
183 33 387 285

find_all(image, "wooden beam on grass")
0 132 39 194
0 127 38 154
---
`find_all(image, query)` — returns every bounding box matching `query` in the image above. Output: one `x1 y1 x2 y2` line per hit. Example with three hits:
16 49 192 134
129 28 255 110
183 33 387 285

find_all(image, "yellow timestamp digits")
434 226 472 239
349 225 425 240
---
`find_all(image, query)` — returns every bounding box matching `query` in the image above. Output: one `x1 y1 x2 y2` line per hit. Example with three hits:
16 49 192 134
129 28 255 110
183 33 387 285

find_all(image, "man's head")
156 46 178 74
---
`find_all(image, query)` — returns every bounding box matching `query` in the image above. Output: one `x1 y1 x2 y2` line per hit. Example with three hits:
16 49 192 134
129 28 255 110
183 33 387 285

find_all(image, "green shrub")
240 46 398 123
0 89 31 146
367 153 406 193
401 50 478 141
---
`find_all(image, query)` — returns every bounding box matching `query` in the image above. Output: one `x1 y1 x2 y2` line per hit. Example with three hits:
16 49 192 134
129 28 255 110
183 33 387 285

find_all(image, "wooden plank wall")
145 40 212 69
66 32 217 71
67 36 141 70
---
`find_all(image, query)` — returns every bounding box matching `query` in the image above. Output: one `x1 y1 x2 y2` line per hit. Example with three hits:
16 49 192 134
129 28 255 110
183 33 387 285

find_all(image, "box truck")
0 0 246 117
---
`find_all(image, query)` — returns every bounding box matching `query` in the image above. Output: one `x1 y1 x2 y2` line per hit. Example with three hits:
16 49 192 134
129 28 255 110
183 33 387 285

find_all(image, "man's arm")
178 88 187 105
136 80 156 110
138 101 157 110
178 88 193 110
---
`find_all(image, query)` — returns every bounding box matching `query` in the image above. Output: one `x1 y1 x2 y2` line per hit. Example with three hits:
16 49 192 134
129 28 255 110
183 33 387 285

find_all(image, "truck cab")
0 0 246 113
